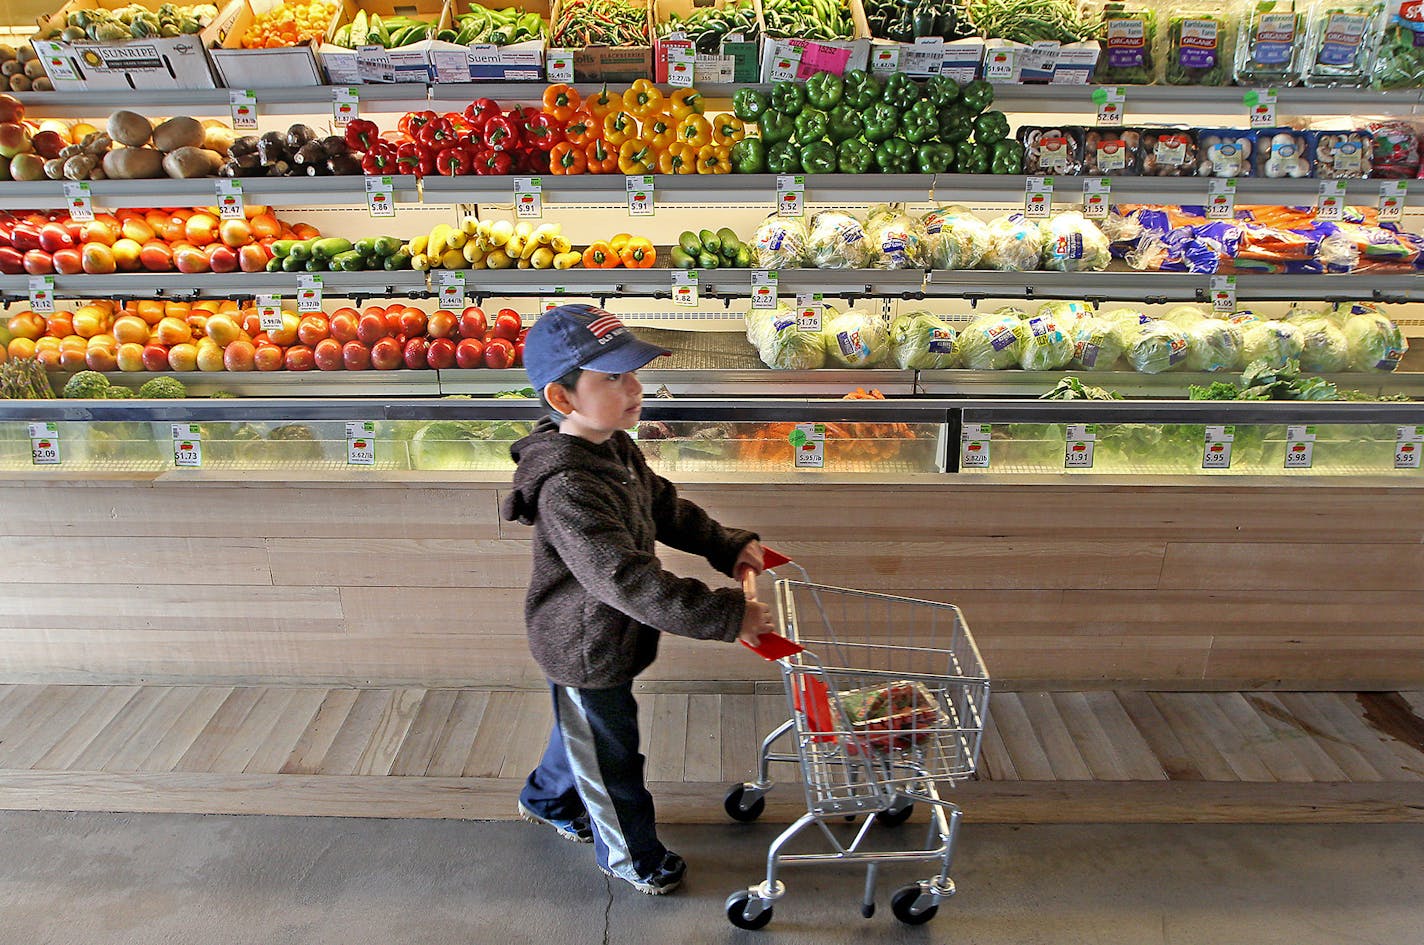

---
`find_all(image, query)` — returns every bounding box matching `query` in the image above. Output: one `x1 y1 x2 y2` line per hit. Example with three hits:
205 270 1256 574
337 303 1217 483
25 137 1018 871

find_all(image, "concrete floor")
1 810 1421 945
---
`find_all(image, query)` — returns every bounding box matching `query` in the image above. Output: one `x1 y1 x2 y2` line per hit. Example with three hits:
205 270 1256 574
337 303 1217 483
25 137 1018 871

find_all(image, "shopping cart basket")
723 549 990 931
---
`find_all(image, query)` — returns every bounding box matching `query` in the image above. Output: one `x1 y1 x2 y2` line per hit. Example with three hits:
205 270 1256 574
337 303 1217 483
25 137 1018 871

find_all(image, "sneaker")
600 851 686 896
517 801 594 844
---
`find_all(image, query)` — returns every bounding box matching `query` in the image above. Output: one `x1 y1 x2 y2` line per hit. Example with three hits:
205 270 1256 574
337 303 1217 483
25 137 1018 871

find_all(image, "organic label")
364 175 395 218
28 422 59 466
626 175 654 216
172 424 202 468
28 276 54 313
776 175 805 217
514 176 543 219
297 274 323 313
672 269 698 306
1206 177 1236 219
257 294 282 332
1083 178 1110 220
62 181 93 222
789 423 826 468
332 87 359 126
216 179 244 220
751 270 778 310
229 90 258 129
347 421 375 466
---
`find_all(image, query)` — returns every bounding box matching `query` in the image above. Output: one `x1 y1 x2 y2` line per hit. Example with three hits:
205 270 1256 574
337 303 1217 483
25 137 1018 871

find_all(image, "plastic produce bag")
1017 314 1075 370
1295 317 1351 372
1242 319 1306 369
757 307 828 370
889 311 958 370
1343 310 1409 371
921 205 990 270
1040 211 1112 272
1122 319 1189 373
983 214 1045 271
866 209 928 270
958 311 1028 370
751 215 809 269
805 210 873 270
1070 317 1126 369
822 307 890 368
1183 318 1245 372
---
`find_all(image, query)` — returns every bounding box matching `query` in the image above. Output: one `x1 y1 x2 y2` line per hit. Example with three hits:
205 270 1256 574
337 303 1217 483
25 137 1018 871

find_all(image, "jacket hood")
501 417 631 525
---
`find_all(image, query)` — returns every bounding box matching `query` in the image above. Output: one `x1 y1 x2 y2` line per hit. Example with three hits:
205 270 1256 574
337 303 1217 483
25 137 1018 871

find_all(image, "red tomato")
492 311 521 342
484 336 516 369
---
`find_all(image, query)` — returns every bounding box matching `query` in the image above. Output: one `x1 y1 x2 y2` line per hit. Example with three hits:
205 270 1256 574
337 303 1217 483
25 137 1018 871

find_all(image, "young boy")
501 304 774 896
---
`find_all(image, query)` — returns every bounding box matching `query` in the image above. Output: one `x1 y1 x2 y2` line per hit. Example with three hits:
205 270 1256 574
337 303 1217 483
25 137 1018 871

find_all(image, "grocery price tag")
229 90 258 130
62 182 93 222
672 269 698 306
789 423 826 469
297 274 323 313
983 47 1015 82
28 276 54 314
796 293 823 332
667 47 696 87
1210 275 1237 314
171 424 202 468
28 422 59 466
1379 181 1407 224
767 44 803 82
626 175 654 217
1244 88 1277 127
1206 178 1236 220
1202 425 1234 470
1083 177 1111 220
1024 177 1053 220
1396 426 1423 469
961 423 991 468
870 45 902 75
751 270 778 310
436 270 466 307
364 175 395 218
776 175 805 217
1316 180 1346 221
1092 86 1125 126
332 88 359 126
256 294 282 333
1285 425 1316 469
216 180 244 221
546 48 574 83
1064 423 1097 469
346 421 376 466
513 176 543 219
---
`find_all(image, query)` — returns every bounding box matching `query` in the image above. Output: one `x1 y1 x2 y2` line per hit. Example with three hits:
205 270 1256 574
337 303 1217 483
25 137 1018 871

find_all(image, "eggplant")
327 153 362 176
321 135 350 157
293 141 329 167
285 123 318 150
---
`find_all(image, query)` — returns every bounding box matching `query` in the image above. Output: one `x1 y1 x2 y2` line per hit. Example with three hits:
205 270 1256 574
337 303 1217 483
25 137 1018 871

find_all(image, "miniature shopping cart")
723 550 990 931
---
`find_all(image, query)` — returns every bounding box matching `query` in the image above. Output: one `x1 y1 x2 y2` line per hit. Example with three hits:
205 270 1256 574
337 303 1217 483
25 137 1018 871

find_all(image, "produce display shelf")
0 175 422 211
0 270 430 302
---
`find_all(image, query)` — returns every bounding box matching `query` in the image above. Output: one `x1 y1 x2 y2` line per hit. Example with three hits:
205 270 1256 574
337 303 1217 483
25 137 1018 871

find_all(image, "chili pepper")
602 110 638 147
793 108 828 144
826 105 863 143
972 111 1010 145
766 141 802 174
960 80 993 114
435 146 474 176
344 118 380 152
584 85 619 121
711 113 745 146
585 138 618 173
474 148 513 175
837 138 874 174
875 137 915 174
881 73 922 110
678 114 713 148
464 98 502 129
924 75 961 108
583 241 619 269
563 111 599 147
992 140 1025 175
669 88 704 119
758 110 796 144
360 143 397 175
623 79 664 118
805 71 844 109
416 117 457 151
731 137 766 174
696 144 731 174
398 109 437 139
542 85 582 123
396 142 436 177
483 115 523 152
549 141 588 174
800 140 837 175
862 102 901 143
643 112 677 150
732 88 769 123
617 138 656 175
657 142 699 175
954 141 989 174
842 69 883 109
901 100 939 145
916 142 955 174
769 81 806 116
620 237 656 268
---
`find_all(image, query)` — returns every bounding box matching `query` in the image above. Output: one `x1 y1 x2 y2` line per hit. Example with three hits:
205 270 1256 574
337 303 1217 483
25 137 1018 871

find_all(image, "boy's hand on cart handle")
738 598 775 646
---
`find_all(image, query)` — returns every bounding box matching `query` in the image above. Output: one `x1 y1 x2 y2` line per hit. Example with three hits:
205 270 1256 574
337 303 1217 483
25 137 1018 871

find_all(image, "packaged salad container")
1299 0 1385 86
1235 0 1307 85
1160 10 1237 84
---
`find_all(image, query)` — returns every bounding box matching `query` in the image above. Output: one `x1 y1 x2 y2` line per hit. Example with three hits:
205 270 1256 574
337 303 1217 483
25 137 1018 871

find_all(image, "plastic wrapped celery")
1300 0 1385 87
1162 11 1236 84
1097 2 1157 84
1235 1 1306 85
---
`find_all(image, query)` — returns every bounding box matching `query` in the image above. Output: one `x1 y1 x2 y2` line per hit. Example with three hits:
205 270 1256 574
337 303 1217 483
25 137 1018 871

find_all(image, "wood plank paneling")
0 537 271 586
1160 542 1424 591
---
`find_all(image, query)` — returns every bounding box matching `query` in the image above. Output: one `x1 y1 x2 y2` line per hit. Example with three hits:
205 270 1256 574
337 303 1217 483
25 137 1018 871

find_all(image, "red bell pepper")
483 114 523 152
360 144 398 175
435 146 474 177
416 117 457 151
521 112 564 152
464 98 502 129
396 142 436 178
343 118 380 153
398 110 437 139
474 148 512 175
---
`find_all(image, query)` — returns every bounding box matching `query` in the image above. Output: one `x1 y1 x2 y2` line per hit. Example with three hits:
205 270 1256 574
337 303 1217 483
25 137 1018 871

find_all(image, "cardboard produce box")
208 0 334 89
758 0 869 81
320 0 464 84
549 0 653 83
30 0 238 91
449 0 547 81
654 0 761 84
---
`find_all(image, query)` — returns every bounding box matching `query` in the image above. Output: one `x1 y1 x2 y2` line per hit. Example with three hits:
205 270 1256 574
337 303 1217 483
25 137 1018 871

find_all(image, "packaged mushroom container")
1083 127 1141 176
1138 128 1198 177
1312 130 1373 179
1196 129 1256 177
1019 126 1086 175
1255 128 1314 179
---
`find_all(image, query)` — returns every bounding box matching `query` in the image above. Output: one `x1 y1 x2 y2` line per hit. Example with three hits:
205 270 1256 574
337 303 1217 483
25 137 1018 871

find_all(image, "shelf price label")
961 423 991 468
216 179 244 220
436 270 466 308
513 176 543 219
1316 180 1347 221
672 269 698 306
1396 425 1424 469
28 422 59 466
1210 274 1237 314
1082 177 1110 220
776 175 805 217
546 48 573 83
1379 180 1406 224
796 293 823 332
789 423 826 468
296 274 323 313
1064 423 1097 469
229 90 258 130
256 293 282 332
626 175 654 216
667 46 696 87
172 424 202 468
28 275 54 314
1202 425 1235 470
1245 88 1278 127
1092 86 1125 126
365 175 395 218
1024 176 1053 219
62 181 93 222
751 270 778 310
332 87 359 126
347 421 376 466
1206 178 1236 220
1285 425 1317 469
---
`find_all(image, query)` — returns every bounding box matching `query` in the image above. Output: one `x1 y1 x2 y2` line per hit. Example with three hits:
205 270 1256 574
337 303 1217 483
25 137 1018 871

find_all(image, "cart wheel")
723 784 765 823
890 885 939 926
725 890 774 930
874 803 914 827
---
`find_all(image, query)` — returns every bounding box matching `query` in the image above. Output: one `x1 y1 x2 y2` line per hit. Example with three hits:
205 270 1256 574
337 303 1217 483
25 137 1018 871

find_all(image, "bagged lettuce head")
982 213 1045 271
890 311 959 370
1070 317 1125 369
822 307 890 368
1183 319 1245 372
1296 317 1350 373
751 215 809 269
1039 211 1111 272
806 210 873 269
757 305 827 370
958 312 1028 369
1242 320 1305 370
921 204 990 269
1018 314 1075 370
1123 320 1189 374
1343 311 1409 372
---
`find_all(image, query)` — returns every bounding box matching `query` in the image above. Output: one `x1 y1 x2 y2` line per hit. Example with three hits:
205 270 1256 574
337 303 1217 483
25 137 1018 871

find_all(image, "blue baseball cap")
523 304 671 391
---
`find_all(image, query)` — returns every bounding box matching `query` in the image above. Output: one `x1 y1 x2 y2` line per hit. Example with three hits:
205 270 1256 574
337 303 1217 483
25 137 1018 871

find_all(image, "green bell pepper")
837 138 874 174
800 140 838 175
992 140 1024 175
881 73 921 110
973 110 1010 145
901 100 939 145
954 141 989 174
732 89 770 123
793 107 829 144
826 104 863 143
924 75 960 108
766 141 803 174
770 81 807 116
937 102 973 145
758 110 797 144
805 71 844 110
730 137 767 174
862 101 900 143
960 79 993 114
842 69 883 109
875 137 915 174
916 143 955 174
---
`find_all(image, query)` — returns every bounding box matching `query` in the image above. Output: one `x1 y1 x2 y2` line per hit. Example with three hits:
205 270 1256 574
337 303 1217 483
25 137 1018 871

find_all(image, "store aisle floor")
1 811 1420 945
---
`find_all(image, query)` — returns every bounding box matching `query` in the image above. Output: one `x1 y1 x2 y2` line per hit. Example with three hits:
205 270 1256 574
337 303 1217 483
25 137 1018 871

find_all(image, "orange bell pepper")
549 141 588 175
669 87 705 119
656 142 698 175
696 144 732 175
585 138 618 174
622 79 665 118
711 113 746 146
602 110 639 147
619 237 657 268
542 84 582 123
563 110 600 147
584 85 619 122
643 112 677 151
582 241 620 269
677 114 713 148
617 138 657 175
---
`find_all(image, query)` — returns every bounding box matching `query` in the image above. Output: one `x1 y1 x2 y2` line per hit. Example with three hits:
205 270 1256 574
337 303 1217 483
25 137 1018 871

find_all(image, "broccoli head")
62 370 112 399
137 377 187 399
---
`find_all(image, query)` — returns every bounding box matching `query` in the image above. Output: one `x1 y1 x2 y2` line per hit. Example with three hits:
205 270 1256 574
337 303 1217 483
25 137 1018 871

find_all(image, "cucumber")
677 231 702 255
698 229 721 254
669 246 696 269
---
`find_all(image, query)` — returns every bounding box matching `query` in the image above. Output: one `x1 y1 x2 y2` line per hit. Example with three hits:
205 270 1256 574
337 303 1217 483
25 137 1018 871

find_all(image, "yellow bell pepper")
643 112 677 151
696 144 732 175
677 114 713 148
623 79 665 118
711 113 746 146
617 138 657 175
657 142 698 175
602 110 639 147
669 87 705 119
